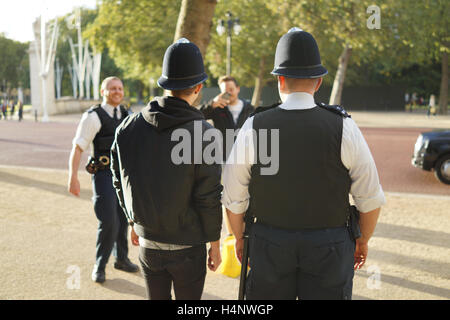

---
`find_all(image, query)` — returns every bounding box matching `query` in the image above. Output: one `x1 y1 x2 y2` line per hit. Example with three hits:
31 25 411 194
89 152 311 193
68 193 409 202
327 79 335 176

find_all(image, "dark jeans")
246 223 355 300
139 244 207 300
91 169 129 269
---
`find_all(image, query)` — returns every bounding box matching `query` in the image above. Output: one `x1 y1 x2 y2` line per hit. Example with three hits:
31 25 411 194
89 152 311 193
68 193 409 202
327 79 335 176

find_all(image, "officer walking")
111 39 223 300
68 76 139 283
222 28 386 300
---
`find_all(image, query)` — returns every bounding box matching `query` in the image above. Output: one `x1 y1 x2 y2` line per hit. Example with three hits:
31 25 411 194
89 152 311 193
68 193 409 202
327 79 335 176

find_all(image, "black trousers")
139 244 207 300
246 223 355 300
91 169 129 269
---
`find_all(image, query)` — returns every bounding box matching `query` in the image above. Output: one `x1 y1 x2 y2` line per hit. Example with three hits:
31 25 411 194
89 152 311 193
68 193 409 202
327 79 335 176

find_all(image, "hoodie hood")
142 96 205 131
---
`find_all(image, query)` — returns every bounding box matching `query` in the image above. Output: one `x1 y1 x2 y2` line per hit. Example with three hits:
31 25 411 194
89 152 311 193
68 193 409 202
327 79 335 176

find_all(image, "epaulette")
316 102 351 118
87 104 102 113
251 102 282 116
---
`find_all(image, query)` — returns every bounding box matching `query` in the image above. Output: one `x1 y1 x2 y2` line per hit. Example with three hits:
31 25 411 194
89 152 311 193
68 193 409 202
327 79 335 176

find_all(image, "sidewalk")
0 165 449 300
1 109 449 300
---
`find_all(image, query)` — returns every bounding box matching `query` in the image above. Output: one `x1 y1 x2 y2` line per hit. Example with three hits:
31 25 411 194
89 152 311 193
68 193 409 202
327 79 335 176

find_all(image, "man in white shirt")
200 76 255 162
222 29 385 300
68 76 138 283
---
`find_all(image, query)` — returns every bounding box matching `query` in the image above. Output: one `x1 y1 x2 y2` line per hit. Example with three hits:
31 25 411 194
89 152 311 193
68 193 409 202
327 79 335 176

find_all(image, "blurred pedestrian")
18 100 23 121
427 94 436 117
404 92 410 111
10 100 15 120
2 100 8 119
411 92 417 112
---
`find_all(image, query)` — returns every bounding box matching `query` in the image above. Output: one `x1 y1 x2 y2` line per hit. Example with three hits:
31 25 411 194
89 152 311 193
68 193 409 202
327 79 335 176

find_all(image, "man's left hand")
130 227 139 246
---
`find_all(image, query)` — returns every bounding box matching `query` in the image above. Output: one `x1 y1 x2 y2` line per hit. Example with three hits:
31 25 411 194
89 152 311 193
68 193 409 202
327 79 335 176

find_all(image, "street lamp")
216 11 241 76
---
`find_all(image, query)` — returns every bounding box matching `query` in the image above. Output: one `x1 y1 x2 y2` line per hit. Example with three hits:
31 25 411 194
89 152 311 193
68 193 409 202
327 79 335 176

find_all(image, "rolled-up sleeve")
72 111 101 152
221 117 255 215
341 118 386 213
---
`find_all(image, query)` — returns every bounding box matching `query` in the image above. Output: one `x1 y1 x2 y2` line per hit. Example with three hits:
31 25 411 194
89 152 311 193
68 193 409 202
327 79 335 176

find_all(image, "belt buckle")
98 155 110 167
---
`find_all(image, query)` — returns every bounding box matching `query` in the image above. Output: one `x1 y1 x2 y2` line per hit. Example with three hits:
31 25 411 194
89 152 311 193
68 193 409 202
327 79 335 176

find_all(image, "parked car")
412 130 450 185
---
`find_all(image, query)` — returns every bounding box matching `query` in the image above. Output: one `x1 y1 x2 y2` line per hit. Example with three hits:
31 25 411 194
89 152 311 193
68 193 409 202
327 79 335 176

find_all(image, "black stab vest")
89 104 128 159
248 106 352 230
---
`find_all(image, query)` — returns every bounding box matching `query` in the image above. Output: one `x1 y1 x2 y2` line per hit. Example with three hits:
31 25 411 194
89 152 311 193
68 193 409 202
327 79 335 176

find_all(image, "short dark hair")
171 85 198 97
218 75 239 87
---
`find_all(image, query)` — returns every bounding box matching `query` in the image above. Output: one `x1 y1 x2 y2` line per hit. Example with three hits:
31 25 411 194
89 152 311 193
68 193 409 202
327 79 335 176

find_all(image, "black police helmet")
271 28 328 79
158 38 208 90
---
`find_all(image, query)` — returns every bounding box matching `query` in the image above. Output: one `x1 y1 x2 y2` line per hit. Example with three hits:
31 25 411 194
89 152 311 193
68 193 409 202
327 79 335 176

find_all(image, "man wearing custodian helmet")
111 39 223 300
222 28 386 300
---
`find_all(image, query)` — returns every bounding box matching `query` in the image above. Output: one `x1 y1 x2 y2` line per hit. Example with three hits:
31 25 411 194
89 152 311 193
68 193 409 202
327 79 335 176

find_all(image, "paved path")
0 109 449 300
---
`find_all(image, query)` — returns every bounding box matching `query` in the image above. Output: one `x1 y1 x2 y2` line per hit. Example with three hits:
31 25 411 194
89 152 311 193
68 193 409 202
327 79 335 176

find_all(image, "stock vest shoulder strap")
87 104 102 114
316 102 351 118
251 102 282 117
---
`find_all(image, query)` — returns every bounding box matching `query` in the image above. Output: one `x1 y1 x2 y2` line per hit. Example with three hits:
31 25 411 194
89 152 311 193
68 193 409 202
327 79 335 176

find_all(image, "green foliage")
206 0 283 87
0 34 29 91
84 0 181 84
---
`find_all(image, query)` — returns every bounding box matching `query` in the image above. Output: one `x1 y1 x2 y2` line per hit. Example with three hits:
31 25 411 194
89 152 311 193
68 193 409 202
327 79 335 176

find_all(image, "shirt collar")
279 92 316 110
101 102 121 117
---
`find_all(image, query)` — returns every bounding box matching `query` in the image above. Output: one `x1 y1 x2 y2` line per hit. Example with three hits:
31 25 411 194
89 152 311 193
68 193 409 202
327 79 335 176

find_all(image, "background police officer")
222 28 386 300
68 76 138 283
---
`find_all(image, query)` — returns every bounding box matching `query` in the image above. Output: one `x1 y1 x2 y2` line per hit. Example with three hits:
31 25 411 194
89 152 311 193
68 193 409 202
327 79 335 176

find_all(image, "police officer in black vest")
222 28 386 299
68 77 139 283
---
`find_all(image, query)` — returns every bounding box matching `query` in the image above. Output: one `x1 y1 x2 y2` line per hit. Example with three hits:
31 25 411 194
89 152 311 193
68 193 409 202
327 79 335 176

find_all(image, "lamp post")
216 11 241 76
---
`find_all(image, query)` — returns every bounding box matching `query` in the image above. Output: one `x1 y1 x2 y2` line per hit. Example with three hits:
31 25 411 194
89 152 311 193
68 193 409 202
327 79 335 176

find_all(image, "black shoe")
91 266 106 283
114 258 139 273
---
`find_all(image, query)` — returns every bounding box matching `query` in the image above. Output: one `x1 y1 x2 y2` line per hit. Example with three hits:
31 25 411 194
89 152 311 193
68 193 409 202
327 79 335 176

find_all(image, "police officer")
68 76 139 283
110 39 223 300
222 28 386 300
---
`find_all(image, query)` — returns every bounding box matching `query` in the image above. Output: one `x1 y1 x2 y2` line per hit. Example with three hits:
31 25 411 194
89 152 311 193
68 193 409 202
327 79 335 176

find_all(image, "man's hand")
68 145 83 197
354 207 381 270
207 241 222 271
68 176 80 197
354 238 368 270
235 237 244 263
130 227 139 246
211 92 230 108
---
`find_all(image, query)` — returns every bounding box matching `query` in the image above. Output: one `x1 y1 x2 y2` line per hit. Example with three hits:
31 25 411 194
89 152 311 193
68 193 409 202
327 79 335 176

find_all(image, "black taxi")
412 130 450 184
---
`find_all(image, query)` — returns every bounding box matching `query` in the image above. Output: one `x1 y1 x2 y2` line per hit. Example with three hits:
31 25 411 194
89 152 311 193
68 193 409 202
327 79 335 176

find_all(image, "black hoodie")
111 96 223 245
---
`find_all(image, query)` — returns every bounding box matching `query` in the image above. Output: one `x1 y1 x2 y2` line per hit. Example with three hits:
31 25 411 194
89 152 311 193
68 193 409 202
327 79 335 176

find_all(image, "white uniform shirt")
72 103 123 153
228 99 244 124
221 92 386 215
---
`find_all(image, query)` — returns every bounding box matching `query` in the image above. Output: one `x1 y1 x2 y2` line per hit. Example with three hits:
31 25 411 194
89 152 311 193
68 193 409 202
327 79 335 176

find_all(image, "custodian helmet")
158 38 208 90
271 28 328 79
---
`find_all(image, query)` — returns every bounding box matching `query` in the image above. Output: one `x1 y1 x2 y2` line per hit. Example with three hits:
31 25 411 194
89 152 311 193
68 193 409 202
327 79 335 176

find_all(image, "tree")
173 0 218 57
207 0 283 106
281 0 392 106
85 0 180 85
389 0 449 114
0 34 29 97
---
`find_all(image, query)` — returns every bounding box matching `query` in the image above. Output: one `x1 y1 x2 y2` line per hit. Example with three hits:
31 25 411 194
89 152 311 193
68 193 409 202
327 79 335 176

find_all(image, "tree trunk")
329 44 352 106
251 56 266 107
173 0 217 58
438 50 448 115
